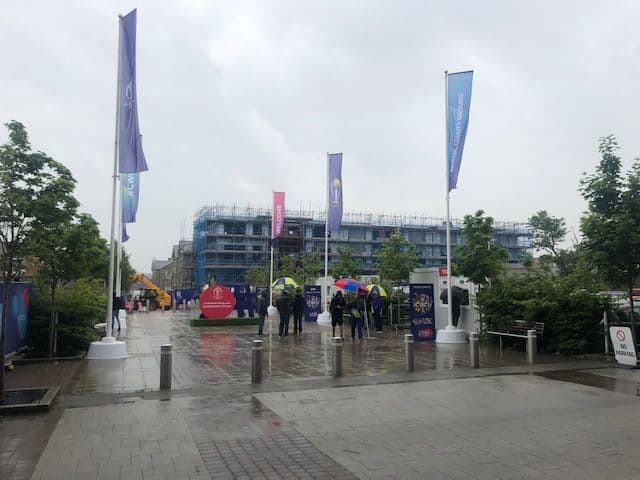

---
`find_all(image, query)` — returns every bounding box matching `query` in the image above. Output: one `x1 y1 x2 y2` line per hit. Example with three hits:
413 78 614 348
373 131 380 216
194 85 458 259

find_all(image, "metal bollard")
469 332 479 368
526 329 537 365
404 334 415 372
146 299 150 313
160 344 172 390
182 299 186 311
251 340 263 384
173 299 177 312
332 337 344 377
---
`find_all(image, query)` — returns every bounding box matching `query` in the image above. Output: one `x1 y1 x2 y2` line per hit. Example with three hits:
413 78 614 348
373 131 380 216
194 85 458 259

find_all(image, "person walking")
292 289 306 335
371 292 383 332
276 290 293 337
257 290 268 336
349 294 365 342
112 291 121 332
329 291 346 338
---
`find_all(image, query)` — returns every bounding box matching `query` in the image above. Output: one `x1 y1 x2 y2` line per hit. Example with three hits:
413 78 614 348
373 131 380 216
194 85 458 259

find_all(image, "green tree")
277 254 298 282
295 249 323 286
246 264 270 287
329 245 362 280
580 135 640 344
529 210 567 258
454 210 509 286
376 229 420 285
0 121 77 398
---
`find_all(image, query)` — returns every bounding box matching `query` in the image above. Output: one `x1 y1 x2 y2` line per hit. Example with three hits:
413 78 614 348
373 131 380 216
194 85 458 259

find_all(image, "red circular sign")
617 330 626 342
200 285 235 319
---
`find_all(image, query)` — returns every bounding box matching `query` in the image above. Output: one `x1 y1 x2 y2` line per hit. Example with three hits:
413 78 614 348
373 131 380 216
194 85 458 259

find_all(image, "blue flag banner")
409 283 436 341
122 223 129 243
118 9 148 174
304 285 322 322
327 153 343 232
121 173 139 223
447 71 473 192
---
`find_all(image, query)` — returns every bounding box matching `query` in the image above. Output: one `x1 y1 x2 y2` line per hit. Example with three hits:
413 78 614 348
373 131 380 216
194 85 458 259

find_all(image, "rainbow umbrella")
365 284 387 297
335 278 365 292
271 277 299 290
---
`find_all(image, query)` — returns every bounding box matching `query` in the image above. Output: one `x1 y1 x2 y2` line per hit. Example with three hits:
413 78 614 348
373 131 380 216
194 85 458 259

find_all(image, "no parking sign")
609 326 638 366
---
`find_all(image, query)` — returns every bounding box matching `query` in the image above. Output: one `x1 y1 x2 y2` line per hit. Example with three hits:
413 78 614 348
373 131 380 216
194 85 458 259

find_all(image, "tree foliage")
454 210 509 286
329 245 362 280
0 121 78 397
529 210 567 257
295 249 323 286
375 229 420 285
478 265 610 355
580 135 640 342
246 265 270 287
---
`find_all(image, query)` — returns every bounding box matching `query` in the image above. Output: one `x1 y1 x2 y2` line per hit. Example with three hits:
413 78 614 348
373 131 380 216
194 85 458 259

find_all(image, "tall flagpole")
104 15 123 340
445 70 453 329
324 152 329 313
269 191 274 306
116 175 123 298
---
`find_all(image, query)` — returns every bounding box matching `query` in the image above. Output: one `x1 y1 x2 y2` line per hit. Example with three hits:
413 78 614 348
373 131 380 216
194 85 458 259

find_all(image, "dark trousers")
351 317 363 340
293 311 303 332
279 313 290 336
258 314 265 335
373 311 382 331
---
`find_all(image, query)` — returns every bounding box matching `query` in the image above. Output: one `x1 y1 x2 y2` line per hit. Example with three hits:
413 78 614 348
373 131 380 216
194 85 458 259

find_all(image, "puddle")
536 370 640 397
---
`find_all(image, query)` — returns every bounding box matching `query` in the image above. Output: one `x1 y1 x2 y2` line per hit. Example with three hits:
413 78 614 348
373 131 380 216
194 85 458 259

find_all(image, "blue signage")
409 283 436 341
304 285 322 322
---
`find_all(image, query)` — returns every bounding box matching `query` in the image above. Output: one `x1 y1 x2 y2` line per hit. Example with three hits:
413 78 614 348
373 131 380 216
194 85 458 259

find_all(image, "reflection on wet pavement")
74 311 563 395
537 368 640 397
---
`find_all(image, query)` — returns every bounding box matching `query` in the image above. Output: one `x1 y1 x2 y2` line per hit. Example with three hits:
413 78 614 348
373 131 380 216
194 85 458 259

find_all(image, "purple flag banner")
447 71 473 191
327 153 343 233
121 173 139 223
118 9 148 174
122 223 129 243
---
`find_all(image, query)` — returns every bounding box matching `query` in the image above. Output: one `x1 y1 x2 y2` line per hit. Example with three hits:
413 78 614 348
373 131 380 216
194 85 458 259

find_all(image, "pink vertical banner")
272 191 285 239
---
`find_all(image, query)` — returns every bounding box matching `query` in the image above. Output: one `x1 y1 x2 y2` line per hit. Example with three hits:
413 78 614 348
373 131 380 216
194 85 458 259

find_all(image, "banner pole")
324 153 329 313
105 15 124 340
115 176 123 298
445 70 453 329
269 244 274 306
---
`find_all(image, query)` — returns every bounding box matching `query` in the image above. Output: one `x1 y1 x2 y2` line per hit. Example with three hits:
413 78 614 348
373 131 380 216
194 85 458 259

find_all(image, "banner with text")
409 283 436 341
447 70 473 191
272 191 285 240
304 285 322 322
118 9 148 174
327 153 343 233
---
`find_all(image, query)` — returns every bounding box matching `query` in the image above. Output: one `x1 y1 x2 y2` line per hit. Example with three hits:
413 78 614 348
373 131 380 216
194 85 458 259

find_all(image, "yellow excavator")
129 273 172 310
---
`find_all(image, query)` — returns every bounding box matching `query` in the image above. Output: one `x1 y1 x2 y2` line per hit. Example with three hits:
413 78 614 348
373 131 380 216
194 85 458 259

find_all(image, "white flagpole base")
118 309 127 329
435 326 466 344
317 312 331 324
86 336 129 359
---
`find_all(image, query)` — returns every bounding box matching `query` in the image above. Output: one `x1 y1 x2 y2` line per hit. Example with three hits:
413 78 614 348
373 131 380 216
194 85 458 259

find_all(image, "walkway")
2 310 639 480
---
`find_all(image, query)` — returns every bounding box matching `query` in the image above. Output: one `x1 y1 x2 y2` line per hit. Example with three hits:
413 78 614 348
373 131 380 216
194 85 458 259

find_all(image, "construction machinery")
129 273 172 310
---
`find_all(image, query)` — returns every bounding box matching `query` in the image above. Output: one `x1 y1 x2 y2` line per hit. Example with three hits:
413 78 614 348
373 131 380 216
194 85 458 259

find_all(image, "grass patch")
190 317 259 327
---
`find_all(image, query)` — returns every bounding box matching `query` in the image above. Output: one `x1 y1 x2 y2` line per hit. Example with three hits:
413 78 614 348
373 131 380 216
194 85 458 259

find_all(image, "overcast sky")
2 0 640 271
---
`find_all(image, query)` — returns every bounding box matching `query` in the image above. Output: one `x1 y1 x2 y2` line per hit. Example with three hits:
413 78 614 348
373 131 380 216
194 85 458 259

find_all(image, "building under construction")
193 204 532 286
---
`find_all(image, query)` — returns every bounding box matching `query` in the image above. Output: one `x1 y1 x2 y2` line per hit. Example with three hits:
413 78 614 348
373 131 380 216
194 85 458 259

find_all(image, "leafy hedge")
478 267 612 355
27 278 105 353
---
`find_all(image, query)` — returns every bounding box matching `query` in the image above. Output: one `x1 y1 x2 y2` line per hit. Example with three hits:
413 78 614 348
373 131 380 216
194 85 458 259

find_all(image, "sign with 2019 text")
409 284 436 341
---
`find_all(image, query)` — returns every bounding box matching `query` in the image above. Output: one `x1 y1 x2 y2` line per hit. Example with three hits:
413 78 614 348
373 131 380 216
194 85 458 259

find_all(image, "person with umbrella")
348 291 366 342
276 290 293 337
292 289 306 335
329 291 346 338
371 290 384 332
257 290 268 336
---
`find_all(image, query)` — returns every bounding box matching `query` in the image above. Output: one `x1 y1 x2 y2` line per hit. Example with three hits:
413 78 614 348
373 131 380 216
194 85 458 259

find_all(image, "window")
223 222 245 235
252 223 263 236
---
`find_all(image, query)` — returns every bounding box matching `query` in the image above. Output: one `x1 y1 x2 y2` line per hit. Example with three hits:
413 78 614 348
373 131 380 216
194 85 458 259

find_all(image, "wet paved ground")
72 310 563 394
3 310 640 479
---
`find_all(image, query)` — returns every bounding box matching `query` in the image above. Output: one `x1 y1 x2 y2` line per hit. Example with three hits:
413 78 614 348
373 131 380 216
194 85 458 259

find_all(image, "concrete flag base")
435 326 466 344
86 336 129 359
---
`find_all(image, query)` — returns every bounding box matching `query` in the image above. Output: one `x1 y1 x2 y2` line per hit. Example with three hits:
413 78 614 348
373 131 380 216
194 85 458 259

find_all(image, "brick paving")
3 310 637 480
